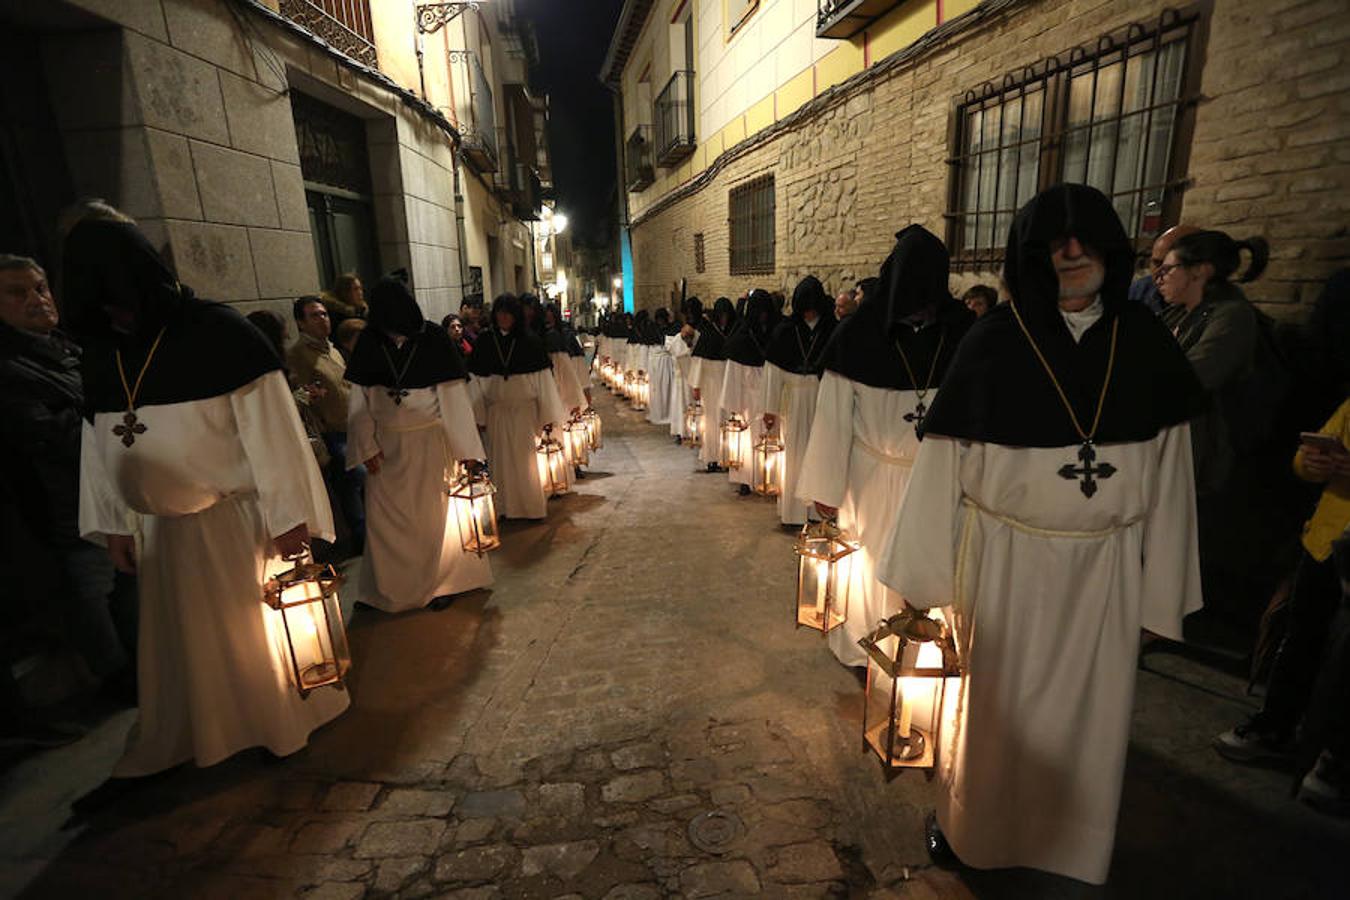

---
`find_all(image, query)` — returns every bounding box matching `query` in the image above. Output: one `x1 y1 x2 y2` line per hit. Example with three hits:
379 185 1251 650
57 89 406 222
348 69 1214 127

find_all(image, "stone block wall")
628 0 1350 319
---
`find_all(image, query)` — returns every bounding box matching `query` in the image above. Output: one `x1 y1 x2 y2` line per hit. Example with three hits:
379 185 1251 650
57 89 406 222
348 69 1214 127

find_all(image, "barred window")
694 233 706 273
729 175 775 276
946 9 1202 269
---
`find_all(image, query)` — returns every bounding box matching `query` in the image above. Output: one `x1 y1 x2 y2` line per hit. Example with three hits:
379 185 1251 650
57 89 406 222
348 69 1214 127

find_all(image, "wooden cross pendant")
388 388 409 405
903 400 928 435
1058 441 1117 498
113 411 146 447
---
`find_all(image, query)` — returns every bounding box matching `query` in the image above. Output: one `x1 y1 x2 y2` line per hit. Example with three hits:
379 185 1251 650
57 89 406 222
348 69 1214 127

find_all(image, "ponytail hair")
1172 230 1269 285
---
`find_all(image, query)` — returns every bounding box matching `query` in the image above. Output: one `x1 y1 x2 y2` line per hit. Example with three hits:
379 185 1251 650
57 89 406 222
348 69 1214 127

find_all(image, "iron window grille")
945 7 1204 270
626 125 655 191
291 92 373 196
279 0 377 67
459 52 499 172
729 175 776 276
655 71 696 167
694 232 706 274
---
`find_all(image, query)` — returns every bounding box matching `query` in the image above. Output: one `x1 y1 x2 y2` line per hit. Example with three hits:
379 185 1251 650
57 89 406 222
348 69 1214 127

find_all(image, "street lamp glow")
613 277 622 289
552 213 568 235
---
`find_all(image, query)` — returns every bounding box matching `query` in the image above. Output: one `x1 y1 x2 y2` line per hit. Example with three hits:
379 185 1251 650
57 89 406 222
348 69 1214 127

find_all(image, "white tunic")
795 371 927 666
877 427 1201 884
688 356 727 466
79 372 349 776
548 350 587 412
470 369 567 519
346 380 491 612
720 360 769 487
666 334 694 438
646 342 675 426
761 362 819 526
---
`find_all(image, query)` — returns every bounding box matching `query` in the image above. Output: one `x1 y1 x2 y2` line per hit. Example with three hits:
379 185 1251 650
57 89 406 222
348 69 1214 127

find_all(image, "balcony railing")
654 71 696 167
626 125 655 191
460 53 499 173
279 0 377 67
816 0 905 39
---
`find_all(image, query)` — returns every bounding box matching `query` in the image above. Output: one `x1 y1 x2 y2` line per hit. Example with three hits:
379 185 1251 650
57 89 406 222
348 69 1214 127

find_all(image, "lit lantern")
752 434 785 496
583 408 603 450
536 424 570 497
719 415 750 470
563 415 591 466
793 517 858 635
684 401 704 448
633 370 650 411
262 554 351 697
858 607 961 774
447 460 501 555
624 370 637 401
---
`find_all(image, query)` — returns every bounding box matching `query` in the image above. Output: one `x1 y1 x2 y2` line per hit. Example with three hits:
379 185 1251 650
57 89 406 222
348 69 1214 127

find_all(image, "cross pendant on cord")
903 400 927 434
113 410 146 447
1058 441 1117 498
388 388 409 405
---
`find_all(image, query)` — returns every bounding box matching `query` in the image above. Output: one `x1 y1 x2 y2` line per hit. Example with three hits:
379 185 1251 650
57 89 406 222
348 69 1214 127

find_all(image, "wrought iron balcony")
626 125 655 191
654 70 696 167
458 52 498 173
816 0 906 39
279 0 377 67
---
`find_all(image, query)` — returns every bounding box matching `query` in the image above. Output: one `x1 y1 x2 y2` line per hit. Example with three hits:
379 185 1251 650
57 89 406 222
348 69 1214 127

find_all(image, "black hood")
880 225 953 330
765 276 837 375
345 277 467 389
367 274 426 337
467 294 551 377
691 297 737 361
724 289 781 367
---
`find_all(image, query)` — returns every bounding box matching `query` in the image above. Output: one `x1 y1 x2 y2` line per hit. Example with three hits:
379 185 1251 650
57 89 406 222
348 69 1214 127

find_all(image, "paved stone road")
1 385 1347 899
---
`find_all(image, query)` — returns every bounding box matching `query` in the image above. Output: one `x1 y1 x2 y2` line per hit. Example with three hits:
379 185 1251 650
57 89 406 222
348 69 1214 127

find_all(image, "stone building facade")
607 0 1350 318
0 0 552 332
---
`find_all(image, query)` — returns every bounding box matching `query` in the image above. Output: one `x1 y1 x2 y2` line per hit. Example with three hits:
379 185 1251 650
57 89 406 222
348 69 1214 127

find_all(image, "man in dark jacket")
0 254 136 702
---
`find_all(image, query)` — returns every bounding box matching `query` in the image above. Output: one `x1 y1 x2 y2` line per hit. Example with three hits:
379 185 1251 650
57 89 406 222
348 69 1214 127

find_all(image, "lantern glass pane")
863 636 933 770
452 480 501 554
753 437 784 496
270 565 350 694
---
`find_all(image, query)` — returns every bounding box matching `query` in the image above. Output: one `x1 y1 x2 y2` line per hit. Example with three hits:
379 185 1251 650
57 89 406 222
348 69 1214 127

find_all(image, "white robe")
346 380 491 612
470 369 567 519
646 342 675 426
795 371 927 666
761 362 819 526
549 350 587 413
688 356 727 467
79 371 348 776
720 360 768 487
877 426 1201 885
666 334 694 438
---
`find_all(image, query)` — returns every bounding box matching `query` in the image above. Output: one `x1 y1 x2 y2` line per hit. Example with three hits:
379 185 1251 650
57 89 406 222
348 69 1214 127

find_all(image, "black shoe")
575 467 586 480
738 484 752 496
675 435 683 445
924 811 957 866
428 595 454 611
706 463 723 473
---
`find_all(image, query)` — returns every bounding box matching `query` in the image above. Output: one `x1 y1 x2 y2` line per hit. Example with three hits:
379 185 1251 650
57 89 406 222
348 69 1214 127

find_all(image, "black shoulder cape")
921 184 1204 446
466 327 552 377
344 322 467 389
766 276 837 375
692 298 738 361
723 290 781 367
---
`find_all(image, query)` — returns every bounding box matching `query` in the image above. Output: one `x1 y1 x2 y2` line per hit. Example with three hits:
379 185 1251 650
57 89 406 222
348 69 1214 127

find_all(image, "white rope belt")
960 497 1141 539
853 438 915 467
381 420 441 434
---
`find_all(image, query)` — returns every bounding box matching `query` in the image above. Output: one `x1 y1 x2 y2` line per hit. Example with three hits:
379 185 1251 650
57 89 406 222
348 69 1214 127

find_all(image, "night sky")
520 0 627 247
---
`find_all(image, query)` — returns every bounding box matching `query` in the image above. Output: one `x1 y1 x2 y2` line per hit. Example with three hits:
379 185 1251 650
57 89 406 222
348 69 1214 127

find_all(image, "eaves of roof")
598 0 657 88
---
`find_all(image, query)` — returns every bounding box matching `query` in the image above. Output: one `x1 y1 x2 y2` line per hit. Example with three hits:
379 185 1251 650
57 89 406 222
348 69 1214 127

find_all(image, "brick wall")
628 0 1350 319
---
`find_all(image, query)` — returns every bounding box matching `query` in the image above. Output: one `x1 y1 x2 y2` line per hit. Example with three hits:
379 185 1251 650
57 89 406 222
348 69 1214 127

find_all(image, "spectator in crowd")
246 309 330 471
460 295 484 347
1131 224 1199 315
335 317 366 362
961 284 998 317
0 254 137 702
1157 229 1269 495
443 313 473 357
289 297 366 558
322 272 367 325
834 288 858 321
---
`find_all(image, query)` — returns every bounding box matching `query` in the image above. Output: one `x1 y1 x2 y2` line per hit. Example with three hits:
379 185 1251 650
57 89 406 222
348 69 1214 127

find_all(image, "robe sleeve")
230 371 336 543
875 435 964 610
78 420 134 544
436 380 486 461
549 351 585 410
532 368 568 433
721 363 744 414
762 363 786 417
794 370 854 508
468 375 488 427
346 385 379 470
688 357 706 391
1140 423 1203 639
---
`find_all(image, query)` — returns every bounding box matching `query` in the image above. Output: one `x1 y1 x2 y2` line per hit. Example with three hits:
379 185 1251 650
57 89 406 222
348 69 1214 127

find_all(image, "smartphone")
1300 432 1347 455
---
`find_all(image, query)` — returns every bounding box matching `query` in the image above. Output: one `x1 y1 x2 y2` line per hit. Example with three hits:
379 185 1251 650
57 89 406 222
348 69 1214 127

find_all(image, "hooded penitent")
819 224 974 391
920 184 1204 446
692 297 737 360
627 309 651 345
61 218 282 421
466 293 551 378
344 276 467 392
541 303 584 357
683 296 704 330
765 275 837 376
723 289 781 366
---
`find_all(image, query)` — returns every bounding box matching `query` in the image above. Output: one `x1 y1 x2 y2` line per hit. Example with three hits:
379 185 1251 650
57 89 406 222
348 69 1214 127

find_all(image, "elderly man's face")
298 301 331 341
0 266 59 334
1049 236 1105 304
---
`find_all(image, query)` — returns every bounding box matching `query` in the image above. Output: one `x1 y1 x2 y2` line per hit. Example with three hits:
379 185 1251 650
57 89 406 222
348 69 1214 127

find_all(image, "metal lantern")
719 415 750 470
793 517 859 635
633 370 650 411
536 424 570 497
563 415 591 466
859 607 961 775
583 407 603 450
684 400 704 448
447 460 501 556
752 434 785 496
624 370 637 401
262 554 351 697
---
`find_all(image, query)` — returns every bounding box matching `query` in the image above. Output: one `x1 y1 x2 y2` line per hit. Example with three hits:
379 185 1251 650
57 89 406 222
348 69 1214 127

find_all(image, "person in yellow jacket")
1215 397 1350 768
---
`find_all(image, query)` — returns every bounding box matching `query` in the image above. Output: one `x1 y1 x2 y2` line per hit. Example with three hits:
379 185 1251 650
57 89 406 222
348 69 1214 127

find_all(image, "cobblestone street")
2 387 1347 899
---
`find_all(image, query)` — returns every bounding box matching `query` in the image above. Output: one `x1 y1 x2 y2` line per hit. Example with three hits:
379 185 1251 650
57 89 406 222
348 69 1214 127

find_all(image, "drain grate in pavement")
687 810 744 854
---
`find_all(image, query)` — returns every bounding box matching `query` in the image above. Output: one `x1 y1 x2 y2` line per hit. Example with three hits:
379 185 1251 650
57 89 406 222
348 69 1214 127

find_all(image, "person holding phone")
1216 397 1350 792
